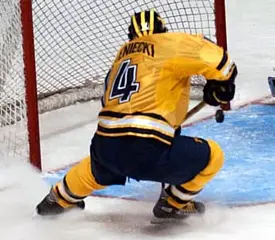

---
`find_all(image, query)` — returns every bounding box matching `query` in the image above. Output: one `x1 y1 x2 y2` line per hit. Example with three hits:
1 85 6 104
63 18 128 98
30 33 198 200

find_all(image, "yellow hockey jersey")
97 32 236 145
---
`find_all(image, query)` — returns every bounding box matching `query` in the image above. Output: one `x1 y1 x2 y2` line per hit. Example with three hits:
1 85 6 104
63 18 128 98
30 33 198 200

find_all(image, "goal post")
0 0 228 170
215 0 227 51
21 0 41 170
214 0 231 111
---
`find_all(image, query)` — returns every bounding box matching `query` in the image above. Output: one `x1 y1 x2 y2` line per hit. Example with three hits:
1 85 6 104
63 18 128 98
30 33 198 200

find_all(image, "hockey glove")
203 80 235 106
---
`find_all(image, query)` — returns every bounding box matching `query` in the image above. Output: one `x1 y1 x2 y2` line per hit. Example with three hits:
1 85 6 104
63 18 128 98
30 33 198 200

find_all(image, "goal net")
0 0 227 168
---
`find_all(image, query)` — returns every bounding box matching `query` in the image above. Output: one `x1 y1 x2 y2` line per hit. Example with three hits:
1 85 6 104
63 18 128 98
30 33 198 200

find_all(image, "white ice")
1 0 275 239
1 161 275 240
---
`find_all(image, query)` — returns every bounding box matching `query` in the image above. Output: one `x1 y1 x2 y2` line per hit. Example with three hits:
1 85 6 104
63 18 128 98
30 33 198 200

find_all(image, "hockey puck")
215 109 224 123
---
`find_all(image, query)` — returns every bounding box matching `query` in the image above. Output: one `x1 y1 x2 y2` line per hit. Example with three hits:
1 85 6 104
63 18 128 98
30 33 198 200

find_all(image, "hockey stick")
185 100 225 123
160 101 207 190
161 101 223 190
184 100 206 121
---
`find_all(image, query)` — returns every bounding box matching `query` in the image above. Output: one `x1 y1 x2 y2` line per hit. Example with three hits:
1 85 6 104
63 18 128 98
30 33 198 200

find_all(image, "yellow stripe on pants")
181 139 224 192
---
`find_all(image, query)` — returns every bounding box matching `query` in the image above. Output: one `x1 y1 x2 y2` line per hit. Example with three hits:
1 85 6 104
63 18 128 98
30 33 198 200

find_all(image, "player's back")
98 32 224 145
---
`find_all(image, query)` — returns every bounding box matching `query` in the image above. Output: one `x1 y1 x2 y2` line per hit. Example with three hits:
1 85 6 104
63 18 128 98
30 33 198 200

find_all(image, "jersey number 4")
108 59 140 103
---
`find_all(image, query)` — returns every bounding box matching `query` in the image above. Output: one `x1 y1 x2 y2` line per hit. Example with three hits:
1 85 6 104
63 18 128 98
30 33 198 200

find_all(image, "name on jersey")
116 42 155 61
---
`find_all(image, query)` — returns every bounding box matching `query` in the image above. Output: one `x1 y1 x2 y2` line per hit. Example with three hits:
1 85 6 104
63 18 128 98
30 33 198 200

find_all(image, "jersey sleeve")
198 37 237 82
173 34 237 83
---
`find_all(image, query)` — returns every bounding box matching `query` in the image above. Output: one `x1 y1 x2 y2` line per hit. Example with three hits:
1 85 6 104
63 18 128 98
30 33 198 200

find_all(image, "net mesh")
0 0 28 160
0 0 219 160
32 0 215 112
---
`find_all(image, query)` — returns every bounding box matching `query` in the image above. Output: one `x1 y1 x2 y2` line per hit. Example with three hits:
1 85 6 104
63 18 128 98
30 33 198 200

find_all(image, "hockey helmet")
128 9 168 40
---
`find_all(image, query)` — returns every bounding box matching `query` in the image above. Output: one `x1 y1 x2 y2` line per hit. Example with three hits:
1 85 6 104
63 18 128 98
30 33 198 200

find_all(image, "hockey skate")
36 187 85 216
151 189 205 224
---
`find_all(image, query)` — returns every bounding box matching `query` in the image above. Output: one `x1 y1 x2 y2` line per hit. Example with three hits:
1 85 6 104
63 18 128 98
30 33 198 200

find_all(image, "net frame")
21 0 41 169
1 0 227 169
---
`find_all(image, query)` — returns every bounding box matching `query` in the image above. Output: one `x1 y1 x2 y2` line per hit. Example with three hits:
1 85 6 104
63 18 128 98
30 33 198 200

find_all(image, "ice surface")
1 0 275 239
1 160 275 240
1 159 275 240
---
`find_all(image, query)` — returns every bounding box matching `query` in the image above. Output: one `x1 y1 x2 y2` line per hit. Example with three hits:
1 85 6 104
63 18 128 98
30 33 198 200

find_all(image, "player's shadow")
82 212 189 237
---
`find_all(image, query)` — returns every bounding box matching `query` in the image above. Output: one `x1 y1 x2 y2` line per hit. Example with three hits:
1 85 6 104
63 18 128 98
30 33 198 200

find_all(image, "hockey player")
36 10 237 222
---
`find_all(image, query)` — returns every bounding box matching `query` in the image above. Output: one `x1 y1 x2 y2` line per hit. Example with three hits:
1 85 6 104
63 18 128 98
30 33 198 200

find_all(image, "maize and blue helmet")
128 9 168 40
